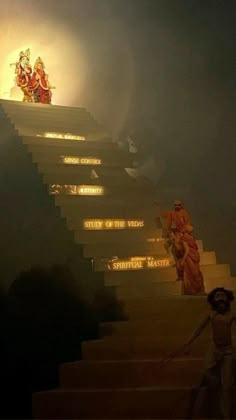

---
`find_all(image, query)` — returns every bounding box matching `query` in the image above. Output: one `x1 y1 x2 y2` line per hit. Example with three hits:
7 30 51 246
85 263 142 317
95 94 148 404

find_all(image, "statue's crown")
34 56 45 69
19 48 30 60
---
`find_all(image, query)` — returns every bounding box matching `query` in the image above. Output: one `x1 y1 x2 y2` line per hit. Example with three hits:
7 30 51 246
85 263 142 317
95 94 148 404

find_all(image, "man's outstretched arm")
185 314 210 347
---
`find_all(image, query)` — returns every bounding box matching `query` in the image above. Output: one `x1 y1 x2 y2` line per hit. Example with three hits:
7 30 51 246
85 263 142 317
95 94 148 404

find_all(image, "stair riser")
100 319 210 337
60 359 203 389
122 298 208 319
105 264 231 285
122 296 236 316
27 140 116 152
33 388 236 419
115 283 182 299
22 135 109 148
82 338 212 360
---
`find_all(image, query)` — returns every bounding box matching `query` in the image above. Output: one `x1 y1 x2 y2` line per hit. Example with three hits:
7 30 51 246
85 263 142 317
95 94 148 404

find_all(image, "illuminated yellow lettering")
62 156 102 165
127 220 144 228
40 132 86 141
105 220 113 228
82 218 145 230
105 256 171 271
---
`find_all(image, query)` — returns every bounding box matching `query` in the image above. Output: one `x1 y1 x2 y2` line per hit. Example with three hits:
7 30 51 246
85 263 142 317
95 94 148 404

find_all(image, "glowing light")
147 237 165 243
83 219 144 230
95 256 171 271
61 156 102 165
49 184 104 196
0 19 86 105
37 132 86 141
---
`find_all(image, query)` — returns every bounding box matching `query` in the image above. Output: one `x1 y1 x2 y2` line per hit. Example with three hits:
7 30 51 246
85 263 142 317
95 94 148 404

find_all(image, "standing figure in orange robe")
166 200 191 280
167 200 191 233
171 225 205 295
14 49 33 102
31 57 53 104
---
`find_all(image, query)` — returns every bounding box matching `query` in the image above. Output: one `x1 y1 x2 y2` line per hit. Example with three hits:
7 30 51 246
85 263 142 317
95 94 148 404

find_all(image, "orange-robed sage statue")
167 200 191 233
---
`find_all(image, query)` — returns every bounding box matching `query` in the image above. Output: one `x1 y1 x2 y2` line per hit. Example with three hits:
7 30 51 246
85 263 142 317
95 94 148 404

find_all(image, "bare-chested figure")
184 288 235 419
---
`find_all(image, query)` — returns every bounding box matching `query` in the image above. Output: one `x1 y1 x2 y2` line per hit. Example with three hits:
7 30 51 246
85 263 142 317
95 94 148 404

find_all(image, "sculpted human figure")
167 200 191 234
165 201 191 281
184 288 235 419
171 224 205 295
31 57 54 104
13 49 33 102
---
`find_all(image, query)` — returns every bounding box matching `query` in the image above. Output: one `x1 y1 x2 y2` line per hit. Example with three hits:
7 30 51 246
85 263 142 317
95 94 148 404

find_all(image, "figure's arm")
185 314 210 347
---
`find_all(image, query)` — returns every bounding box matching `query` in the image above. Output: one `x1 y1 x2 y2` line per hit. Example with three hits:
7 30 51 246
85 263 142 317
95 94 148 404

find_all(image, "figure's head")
34 57 45 71
19 49 30 65
207 287 234 313
20 56 28 65
174 200 183 211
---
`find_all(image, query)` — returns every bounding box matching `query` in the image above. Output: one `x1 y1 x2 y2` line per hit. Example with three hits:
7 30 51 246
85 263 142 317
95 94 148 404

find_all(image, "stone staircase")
0 99 234 296
1 99 235 418
0 99 163 289
33 296 236 419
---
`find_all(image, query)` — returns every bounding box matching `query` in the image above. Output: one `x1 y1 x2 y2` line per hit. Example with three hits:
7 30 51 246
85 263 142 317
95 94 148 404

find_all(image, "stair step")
83 240 202 258
199 251 216 265
74 229 158 245
60 358 203 389
204 276 236 293
121 296 208 319
36 163 131 177
54 194 158 210
115 281 182 298
26 137 117 151
29 146 133 167
81 335 217 360
104 264 231 285
83 241 166 258
33 386 234 419
22 134 113 148
93 251 215 272
42 173 136 187
100 318 210 337
63 208 159 222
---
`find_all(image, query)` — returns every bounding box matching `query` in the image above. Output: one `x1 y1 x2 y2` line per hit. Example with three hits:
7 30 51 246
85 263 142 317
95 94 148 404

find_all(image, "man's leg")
220 354 234 419
186 369 219 419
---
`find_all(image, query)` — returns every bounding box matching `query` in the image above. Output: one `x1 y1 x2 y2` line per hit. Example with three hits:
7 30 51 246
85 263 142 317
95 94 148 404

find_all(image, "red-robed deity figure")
181 226 205 295
31 57 54 104
14 49 33 102
170 225 205 295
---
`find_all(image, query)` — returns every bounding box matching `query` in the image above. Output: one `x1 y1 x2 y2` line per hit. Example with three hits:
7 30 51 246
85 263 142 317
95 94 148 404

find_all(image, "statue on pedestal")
13 48 33 102
31 57 54 104
11 51 55 104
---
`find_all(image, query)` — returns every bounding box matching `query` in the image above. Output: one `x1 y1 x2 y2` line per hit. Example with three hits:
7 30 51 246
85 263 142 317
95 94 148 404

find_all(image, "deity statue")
167 200 191 234
31 57 54 104
170 224 205 294
13 49 33 102
163 200 191 281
